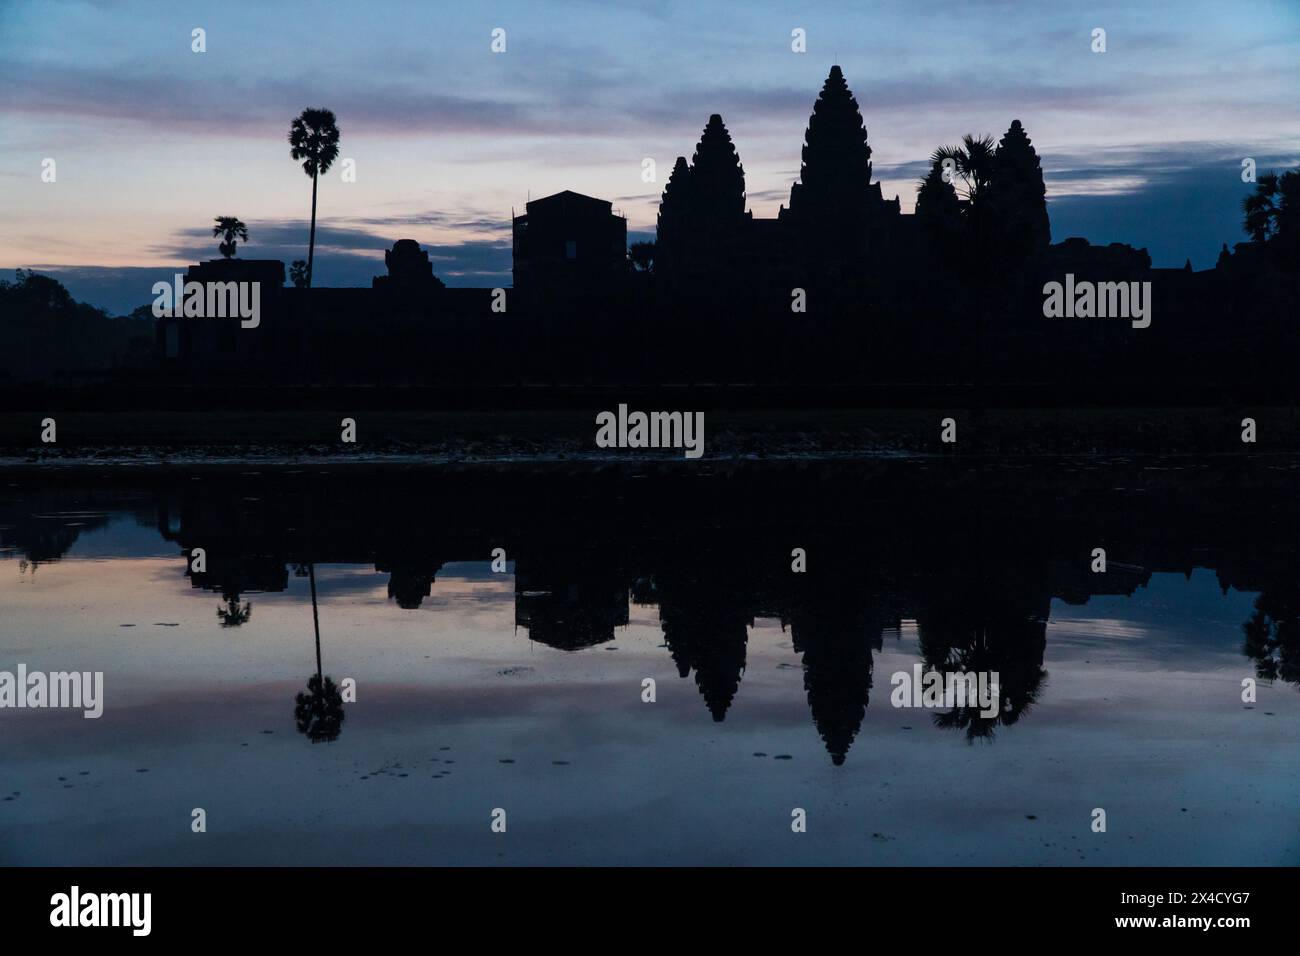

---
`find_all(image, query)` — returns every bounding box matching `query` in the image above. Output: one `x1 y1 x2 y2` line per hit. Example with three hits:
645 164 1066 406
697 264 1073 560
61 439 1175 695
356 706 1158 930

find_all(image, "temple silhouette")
7 64 1291 403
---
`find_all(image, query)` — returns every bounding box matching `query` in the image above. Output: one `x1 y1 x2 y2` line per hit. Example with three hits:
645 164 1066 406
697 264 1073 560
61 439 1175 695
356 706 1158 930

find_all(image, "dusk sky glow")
2 0 1298 312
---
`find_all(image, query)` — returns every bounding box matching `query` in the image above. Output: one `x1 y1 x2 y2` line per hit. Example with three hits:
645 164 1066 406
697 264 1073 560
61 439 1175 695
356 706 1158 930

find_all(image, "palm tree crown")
1243 170 1299 244
211 216 248 259
930 134 996 204
288 108 340 178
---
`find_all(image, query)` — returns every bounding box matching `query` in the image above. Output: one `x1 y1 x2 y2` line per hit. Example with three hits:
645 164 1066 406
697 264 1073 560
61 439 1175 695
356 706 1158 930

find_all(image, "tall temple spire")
689 113 746 226
788 65 874 221
656 156 693 276
989 119 1051 255
781 63 899 276
656 115 748 285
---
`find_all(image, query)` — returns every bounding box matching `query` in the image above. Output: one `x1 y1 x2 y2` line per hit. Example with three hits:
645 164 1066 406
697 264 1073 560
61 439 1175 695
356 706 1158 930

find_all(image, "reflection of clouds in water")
313 565 399 598
1047 617 1150 641
304 565 515 603
6 544 1300 863
421 590 515 611
1046 572 1263 671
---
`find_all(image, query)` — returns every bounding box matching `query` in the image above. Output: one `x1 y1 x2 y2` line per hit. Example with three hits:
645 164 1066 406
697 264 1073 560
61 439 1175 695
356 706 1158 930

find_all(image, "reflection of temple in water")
514 543 630 650
6 460 1299 763
377 561 444 610
657 568 753 721
787 571 891 764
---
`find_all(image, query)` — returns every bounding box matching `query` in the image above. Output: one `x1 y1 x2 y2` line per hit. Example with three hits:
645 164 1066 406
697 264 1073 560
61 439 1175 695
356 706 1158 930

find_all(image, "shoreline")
4 405 1299 462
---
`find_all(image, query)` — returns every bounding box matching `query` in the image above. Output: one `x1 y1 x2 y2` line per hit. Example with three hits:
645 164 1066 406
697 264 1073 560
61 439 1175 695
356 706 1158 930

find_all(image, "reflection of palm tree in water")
916 596 1048 742
1242 585 1300 685
294 563 345 742
216 590 251 627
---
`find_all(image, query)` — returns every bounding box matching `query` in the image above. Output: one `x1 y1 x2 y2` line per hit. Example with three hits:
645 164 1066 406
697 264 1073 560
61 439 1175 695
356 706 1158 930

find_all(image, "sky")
1 0 1298 314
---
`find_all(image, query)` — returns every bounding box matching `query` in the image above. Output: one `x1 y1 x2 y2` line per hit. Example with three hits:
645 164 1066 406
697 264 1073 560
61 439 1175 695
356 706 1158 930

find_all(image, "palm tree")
287 108 341 288
212 216 248 259
1242 168 1300 359
930 134 998 390
1243 168 1300 273
628 240 656 273
217 593 251 627
930 134 996 207
1244 171 1289 243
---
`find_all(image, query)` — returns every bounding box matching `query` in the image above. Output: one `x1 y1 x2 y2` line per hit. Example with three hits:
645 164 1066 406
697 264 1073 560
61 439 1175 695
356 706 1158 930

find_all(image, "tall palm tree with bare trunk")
287 108 341 288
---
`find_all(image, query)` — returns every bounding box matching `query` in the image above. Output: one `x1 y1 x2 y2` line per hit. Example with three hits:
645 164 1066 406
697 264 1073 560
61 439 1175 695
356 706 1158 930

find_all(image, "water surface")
2 461 1298 865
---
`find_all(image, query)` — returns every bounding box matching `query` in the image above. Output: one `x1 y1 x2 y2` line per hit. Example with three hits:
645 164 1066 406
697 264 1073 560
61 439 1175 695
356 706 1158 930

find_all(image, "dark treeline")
5 458 1298 760
0 270 154 383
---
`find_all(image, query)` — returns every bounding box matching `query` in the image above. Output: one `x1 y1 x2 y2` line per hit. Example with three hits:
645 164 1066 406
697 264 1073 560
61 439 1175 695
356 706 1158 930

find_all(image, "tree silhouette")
289 259 308 289
287 108 341 289
1243 167 1300 273
217 593 251 627
916 609 1048 742
931 134 996 208
294 562 345 742
4 269 74 312
295 673 345 742
1243 170 1297 243
931 131 1000 381
211 216 248 259
628 240 656 273
1242 584 1300 685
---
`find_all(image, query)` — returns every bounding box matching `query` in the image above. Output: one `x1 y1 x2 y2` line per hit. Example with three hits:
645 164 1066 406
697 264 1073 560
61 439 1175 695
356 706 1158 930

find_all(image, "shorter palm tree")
217 594 251 627
212 216 248 259
1243 169 1299 245
1242 168 1300 316
628 241 656 273
930 134 996 206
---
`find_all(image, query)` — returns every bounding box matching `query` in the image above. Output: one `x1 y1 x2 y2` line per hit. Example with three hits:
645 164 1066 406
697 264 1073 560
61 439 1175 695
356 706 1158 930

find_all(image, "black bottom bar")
0 867 1278 940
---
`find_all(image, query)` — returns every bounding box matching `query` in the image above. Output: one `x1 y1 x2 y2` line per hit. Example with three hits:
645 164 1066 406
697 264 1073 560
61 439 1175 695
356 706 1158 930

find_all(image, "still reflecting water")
2 460 1299 865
